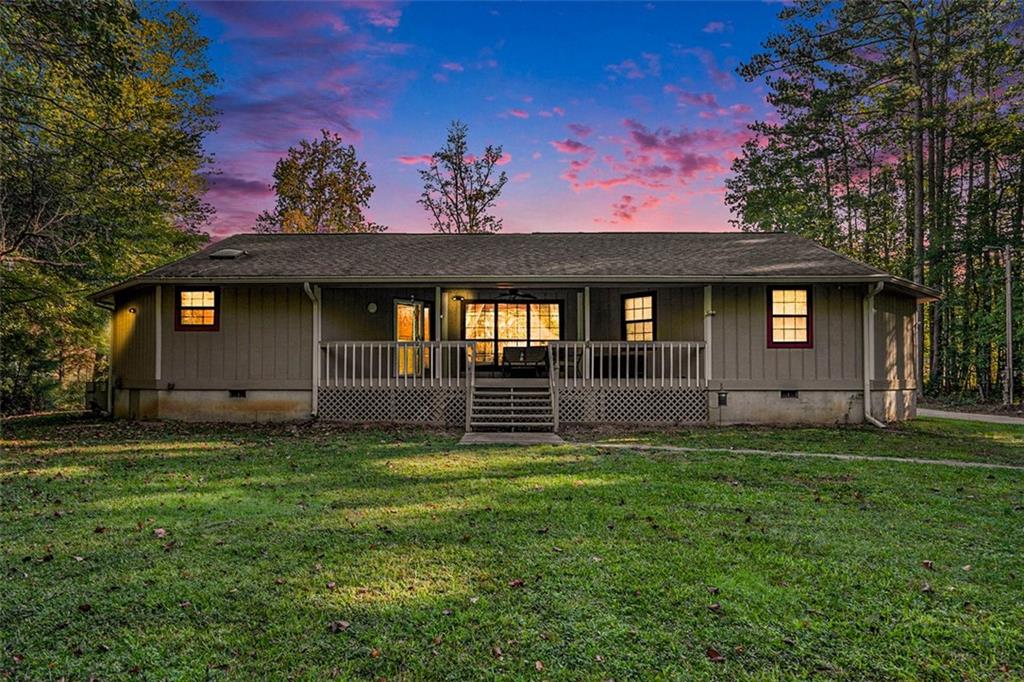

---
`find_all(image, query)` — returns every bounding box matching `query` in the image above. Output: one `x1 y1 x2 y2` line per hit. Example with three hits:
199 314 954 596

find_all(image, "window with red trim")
767 287 812 348
175 287 219 331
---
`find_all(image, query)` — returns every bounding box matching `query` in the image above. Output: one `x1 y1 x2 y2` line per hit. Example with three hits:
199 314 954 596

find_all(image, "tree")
726 0 1024 402
1 1 218 414
418 120 508 233
255 130 384 233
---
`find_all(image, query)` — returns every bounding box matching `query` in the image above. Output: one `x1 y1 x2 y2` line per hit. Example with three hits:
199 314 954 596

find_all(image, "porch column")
584 286 593 380
703 285 713 384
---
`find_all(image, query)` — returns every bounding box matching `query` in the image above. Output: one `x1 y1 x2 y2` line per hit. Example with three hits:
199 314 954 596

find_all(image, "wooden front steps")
469 379 555 432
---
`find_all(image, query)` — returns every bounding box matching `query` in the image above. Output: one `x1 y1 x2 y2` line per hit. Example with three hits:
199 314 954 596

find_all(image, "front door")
395 300 430 376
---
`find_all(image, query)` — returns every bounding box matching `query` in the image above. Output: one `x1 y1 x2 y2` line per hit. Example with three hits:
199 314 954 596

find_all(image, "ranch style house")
88 232 940 432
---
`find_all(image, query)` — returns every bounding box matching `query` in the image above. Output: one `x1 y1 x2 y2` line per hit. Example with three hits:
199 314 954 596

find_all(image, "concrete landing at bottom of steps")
459 432 565 446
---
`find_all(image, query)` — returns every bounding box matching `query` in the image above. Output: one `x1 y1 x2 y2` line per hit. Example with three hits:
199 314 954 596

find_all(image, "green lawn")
2 416 1022 680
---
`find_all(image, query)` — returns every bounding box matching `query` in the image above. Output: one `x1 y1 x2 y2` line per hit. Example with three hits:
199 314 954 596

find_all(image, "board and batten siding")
588 286 704 341
873 291 916 389
321 287 436 341
711 284 863 390
113 287 157 386
146 284 312 390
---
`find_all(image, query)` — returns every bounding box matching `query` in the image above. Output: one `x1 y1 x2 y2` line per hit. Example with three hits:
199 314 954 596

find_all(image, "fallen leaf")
962 564 972 572
370 648 381 658
508 578 525 588
328 620 350 633
326 581 337 591
707 586 720 595
274 578 285 585
491 645 504 660
78 603 92 613
153 528 167 538
470 596 479 604
922 560 934 571
179 601 191 609
921 582 934 593
536 527 549 534
535 660 544 671
706 647 725 663
73 556 85 562
708 602 722 613
432 635 442 645
595 654 604 662
93 526 106 534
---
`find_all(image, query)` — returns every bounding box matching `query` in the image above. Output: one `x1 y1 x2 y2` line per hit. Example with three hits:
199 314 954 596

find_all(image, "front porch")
315 339 709 430
312 283 712 431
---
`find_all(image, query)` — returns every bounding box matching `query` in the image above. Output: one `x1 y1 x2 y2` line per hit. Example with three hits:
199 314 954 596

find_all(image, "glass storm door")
395 300 429 376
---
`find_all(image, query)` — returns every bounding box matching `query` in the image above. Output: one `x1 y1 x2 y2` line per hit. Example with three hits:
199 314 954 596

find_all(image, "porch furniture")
502 346 549 377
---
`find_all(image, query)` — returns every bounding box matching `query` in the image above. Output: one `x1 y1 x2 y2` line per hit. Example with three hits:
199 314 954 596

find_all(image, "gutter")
302 282 321 418
863 282 886 428
88 273 943 303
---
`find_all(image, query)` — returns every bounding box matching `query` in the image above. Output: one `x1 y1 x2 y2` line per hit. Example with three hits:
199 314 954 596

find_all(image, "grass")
572 416 1024 466
2 416 1023 679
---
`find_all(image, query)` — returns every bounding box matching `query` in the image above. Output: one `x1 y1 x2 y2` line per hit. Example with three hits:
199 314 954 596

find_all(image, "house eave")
89 273 942 304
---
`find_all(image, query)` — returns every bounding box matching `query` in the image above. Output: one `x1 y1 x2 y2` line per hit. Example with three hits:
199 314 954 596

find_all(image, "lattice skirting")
318 387 466 426
558 387 708 424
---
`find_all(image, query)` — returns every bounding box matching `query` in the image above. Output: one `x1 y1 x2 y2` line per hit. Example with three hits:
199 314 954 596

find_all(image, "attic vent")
210 248 246 260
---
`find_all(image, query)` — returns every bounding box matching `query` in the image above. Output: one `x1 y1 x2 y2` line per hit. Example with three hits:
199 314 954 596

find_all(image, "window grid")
176 288 219 331
463 301 561 367
623 293 655 342
767 287 812 348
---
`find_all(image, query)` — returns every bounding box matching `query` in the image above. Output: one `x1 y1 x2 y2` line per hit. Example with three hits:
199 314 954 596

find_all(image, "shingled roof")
92 232 939 299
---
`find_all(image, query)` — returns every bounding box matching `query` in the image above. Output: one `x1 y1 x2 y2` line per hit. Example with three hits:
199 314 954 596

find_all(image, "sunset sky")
194 1 784 238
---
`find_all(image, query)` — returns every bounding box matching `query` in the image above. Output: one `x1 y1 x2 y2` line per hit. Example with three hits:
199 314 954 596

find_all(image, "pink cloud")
701 21 727 33
532 151 542 160
512 171 531 182
550 139 594 154
496 152 512 165
432 72 449 83
729 103 752 114
673 46 735 89
552 106 565 117
508 108 529 119
605 52 661 80
606 194 661 223
397 154 433 165
567 123 593 138
663 85 720 109
441 61 464 72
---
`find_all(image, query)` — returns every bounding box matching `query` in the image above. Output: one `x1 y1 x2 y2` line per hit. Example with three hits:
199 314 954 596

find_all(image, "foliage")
726 0 1024 401
418 120 508 233
1 418 1022 678
0 1 217 414
255 129 385 233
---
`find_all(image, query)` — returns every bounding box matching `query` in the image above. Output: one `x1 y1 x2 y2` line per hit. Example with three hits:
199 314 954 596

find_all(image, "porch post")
435 286 442 379
584 286 592 380
303 283 321 418
703 285 713 384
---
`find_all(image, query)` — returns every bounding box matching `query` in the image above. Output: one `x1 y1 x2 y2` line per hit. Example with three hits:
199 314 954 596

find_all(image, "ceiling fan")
496 288 537 300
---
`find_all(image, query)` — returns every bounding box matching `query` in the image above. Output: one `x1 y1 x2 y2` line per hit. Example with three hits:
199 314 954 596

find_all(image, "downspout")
303 282 321 418
863 282 886 428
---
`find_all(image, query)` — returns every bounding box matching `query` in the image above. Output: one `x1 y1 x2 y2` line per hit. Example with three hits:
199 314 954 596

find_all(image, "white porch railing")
320 341 476 388
548 341 707 389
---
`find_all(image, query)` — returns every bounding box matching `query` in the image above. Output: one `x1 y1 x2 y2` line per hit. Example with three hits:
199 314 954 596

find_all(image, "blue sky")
192 1 784 237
